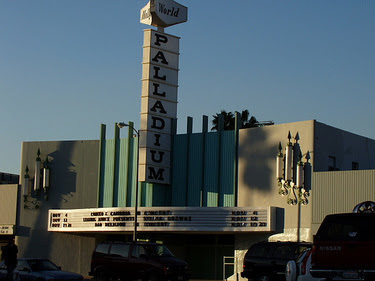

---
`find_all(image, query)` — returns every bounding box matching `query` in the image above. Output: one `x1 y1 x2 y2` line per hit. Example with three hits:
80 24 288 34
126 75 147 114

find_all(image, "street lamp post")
117 122 140 242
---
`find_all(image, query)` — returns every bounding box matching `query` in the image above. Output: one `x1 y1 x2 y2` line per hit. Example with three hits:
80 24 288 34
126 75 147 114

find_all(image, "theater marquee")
48 207 276 233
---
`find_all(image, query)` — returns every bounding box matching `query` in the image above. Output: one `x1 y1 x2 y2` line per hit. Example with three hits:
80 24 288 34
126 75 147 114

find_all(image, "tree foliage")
211 109 260 131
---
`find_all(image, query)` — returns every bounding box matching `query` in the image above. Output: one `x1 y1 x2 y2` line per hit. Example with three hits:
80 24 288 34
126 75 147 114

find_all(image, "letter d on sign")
151 116 165 130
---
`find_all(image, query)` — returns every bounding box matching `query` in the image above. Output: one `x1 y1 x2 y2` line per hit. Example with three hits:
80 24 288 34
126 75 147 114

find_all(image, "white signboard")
140 0 188 28
48 207 276 233
0 225 14 235
141 81 178 103
140 29 180 184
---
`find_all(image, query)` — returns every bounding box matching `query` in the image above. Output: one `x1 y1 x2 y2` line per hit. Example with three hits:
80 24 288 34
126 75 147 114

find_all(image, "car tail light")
301 251 311 275
163 266 169 272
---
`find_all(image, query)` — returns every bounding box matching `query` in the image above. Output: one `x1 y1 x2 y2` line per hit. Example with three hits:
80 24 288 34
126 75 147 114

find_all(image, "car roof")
326 212 375 218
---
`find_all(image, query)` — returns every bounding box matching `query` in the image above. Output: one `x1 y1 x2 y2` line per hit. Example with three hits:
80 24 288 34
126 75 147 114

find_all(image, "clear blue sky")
1 0 374 174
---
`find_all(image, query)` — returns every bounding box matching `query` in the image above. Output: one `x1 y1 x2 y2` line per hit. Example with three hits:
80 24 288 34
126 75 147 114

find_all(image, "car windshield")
317 214 375 241
28 260 60 271
143 244 174 257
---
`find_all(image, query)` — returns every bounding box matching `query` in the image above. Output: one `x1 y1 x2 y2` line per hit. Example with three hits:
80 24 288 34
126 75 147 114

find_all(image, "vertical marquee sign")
139 0 187 184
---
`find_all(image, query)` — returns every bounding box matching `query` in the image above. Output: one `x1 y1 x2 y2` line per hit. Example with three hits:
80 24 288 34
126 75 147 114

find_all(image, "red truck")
310 212 375 281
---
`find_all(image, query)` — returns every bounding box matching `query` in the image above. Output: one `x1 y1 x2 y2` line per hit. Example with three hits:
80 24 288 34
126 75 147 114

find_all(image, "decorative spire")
294 132 300 143
278 142 283 156
305 151 311 162
44 157 49 169
25 165 30 178
287 131 292 143
36 148 41 161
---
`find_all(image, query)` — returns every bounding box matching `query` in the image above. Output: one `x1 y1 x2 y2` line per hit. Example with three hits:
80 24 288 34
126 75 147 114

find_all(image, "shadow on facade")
238 128 275 205
21 141 77 259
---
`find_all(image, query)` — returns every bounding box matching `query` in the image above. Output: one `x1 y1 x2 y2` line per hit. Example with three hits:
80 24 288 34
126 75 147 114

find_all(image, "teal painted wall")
171 130 236 207
98 119 238 208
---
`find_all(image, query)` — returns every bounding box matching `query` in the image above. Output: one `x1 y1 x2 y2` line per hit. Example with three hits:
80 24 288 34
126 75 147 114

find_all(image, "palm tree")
240 109 258 128
211 110 235 131
211 109 261 131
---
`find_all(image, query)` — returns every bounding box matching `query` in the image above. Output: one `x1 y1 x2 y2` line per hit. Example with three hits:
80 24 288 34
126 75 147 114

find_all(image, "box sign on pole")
140 0 188 28
139 0 187 184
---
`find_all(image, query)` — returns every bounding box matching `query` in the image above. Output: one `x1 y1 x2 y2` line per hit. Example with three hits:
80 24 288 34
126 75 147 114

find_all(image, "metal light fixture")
276 131 311 243
34 149 41 192
23 166 30 200
23 149 51 209
43 156 50 199
277 131 309 205
117 122 140 242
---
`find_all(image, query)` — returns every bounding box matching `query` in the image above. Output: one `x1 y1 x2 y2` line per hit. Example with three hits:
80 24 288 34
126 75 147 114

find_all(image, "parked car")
285 249 322 281
310 211 375 280
0 258 83 281
241 241 311 281
89 241 190 281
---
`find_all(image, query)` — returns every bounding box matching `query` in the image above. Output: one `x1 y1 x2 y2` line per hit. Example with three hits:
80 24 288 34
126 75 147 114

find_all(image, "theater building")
12 1 375 279
16 118 375 279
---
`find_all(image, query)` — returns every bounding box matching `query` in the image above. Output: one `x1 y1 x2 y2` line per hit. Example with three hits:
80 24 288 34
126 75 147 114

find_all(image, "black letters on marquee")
152 51 169 65
153 134 161 146
150 150 164 163
49 207 271 231
151 116 165 130
148 167 165 180
153 66 166 81
152 83 166 97
142 31 177 184
154 33 168 46
150 100 167 114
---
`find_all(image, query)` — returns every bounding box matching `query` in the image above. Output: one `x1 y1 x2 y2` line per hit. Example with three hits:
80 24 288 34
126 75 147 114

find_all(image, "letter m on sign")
139 165 170 184
148 167 164 181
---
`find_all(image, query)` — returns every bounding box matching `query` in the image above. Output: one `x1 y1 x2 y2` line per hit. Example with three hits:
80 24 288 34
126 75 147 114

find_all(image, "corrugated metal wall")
98 118 238 208
172 130 236 207
102 139 115 207
312 169 375 224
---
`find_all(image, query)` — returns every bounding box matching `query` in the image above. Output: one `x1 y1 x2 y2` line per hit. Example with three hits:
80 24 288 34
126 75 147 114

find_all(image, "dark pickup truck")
310 212 375 281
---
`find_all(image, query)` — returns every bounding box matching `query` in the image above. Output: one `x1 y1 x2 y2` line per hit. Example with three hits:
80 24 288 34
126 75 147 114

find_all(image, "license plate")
342 271 359 279
177 276 183 280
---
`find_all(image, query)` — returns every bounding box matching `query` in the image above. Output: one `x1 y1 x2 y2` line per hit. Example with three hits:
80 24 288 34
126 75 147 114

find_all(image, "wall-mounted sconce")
43 156 50 199
276 131 311 243
276 132 311 242
34 149 41 192
23 148 51 209
276 131 310 205
23 166 30 199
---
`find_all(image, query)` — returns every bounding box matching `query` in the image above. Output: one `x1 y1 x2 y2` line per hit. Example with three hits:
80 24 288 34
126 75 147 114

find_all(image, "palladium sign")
139 0 187 184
